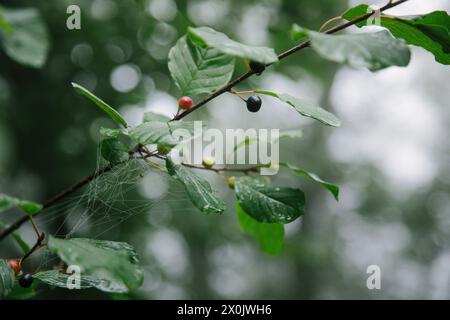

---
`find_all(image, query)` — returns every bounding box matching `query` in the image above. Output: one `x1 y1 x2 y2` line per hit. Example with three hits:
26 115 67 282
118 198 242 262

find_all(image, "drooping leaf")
343 6 450 65
414 11 450 54
6 285 36 300
0 9 12 33
143 111 171 123
236 203 284 255
33 270 101 290
290 23 308 42
129 121 178 147
130 116 200 149
100 138 129 165
0 221 30 254
166 158 226 214
72 83 128 128
188 26 278 64
0 193 42 215
10 233 30 254
0 259 15 299
168 36 235 96
99 127 128 138
235 177 305 224
281 163 339 201
47 236 144 293
256 90 340 127
0 7 49 68
305 29 411 71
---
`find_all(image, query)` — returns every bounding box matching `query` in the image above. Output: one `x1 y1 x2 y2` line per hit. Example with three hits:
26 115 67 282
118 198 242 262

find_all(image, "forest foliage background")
1 0 450 299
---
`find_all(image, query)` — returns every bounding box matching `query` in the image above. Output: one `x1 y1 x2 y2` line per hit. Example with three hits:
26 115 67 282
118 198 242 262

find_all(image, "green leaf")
100 138 129 164
235 177 305 224
305 29 411 71
256 90 340 127
33 270 101 290
343 6 450 65
143 111 171 123
188 26 278 64
414 11 450 54
0 7 49 68
281 163 339 201
166 158 226 214
99 127 128 138
290 23 308 42
10 233 30 254
130 116 199 149
0 193 42 215
72 83 128 128
6 285 36 300
0 222 30 254
129 121 178 147
0 9 12 33
169 36 235 96
0 259 15 299
47 236 144 293
236 203 284 255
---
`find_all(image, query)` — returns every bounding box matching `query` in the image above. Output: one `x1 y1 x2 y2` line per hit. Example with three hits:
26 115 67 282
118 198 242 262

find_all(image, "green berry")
227 176 236 189
246 95 262 113
202 156 216 168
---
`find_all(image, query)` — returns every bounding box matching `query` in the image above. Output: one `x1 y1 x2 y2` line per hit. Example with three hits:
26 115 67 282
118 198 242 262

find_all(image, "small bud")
227 176 236 189
202 156 216 168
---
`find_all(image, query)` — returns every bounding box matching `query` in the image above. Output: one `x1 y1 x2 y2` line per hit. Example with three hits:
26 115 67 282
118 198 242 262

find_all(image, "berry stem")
20 231 45 265
234 90 256 95
319 15 342 32
230 88 247 102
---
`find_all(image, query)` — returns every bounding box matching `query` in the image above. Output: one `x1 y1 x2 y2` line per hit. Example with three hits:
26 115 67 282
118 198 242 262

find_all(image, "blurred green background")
1 0 450 299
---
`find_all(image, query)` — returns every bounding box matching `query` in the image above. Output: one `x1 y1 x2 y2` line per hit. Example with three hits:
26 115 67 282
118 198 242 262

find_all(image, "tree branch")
0 164 112 242
0 0 410 243
172 0 409 120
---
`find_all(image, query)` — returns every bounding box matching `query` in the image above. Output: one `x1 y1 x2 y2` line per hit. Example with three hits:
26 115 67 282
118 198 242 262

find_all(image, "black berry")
249 61 266 75
19 273 33 288
246 95 262 113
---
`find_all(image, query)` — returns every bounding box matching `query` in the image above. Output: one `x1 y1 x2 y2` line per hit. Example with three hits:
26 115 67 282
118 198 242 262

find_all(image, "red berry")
178 96 193 110
7 259 21 274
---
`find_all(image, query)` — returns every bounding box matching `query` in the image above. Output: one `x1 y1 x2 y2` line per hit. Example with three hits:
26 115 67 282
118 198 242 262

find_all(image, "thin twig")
172 0 408 121
153 154 261 173
319 16 342 32
230 88 247 101
20 232 45 264
181 162 261 173
0 164 113 241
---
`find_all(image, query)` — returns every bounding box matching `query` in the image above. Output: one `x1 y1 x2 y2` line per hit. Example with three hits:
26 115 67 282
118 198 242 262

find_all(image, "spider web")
32 146 191 270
